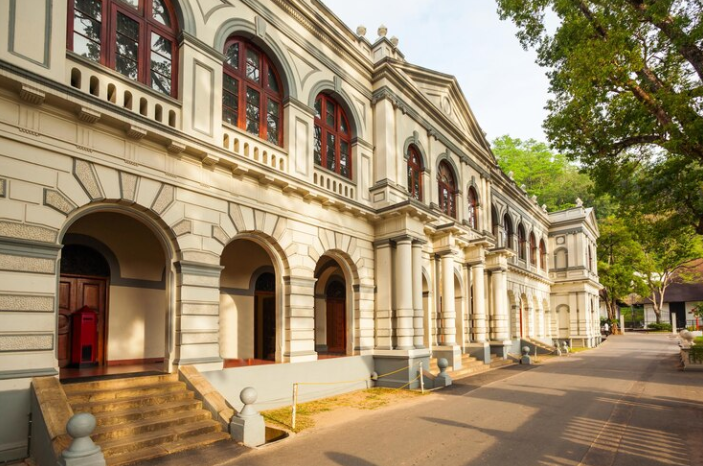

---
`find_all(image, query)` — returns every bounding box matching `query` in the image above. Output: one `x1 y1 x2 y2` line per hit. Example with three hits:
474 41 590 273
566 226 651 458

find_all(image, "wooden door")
326 299 346 353
254 294 276 361
58 276 108 368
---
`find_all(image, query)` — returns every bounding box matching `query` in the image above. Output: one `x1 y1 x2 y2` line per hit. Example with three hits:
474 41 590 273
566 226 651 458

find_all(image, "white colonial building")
0 0 602 461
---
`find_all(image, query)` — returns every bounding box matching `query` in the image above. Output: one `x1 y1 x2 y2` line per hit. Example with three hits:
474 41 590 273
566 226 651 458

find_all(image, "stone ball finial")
238 387 259 418
356 25 367 36
390 36 399 47
240 386 258 405
62 413 101 458
522 346 530 356
378 24 388 37
437 358 449 372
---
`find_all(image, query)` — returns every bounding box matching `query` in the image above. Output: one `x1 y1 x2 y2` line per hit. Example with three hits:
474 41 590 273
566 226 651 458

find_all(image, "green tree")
492 135 613 215
634 217 703 323
597 216 646 323
496 1 703 232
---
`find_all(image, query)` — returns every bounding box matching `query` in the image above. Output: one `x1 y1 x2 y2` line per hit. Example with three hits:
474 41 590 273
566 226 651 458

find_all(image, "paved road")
173 334 703 466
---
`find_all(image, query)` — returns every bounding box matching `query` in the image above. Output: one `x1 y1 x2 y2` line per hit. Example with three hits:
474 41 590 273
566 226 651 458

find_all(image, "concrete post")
394 237 414 350
472 262 486 343
440 253 456 346
412 240 425 349
491 270 509 341
58 414 106 466
374 240 393 349
230 387 266 447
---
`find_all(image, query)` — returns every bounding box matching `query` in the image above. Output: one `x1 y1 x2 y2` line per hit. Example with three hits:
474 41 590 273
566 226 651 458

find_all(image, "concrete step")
62 373 177 393
91 409 212 442
66 381 187 403
99 419 223 459
105 431 231 466
71 390 194 414
88 399 203 427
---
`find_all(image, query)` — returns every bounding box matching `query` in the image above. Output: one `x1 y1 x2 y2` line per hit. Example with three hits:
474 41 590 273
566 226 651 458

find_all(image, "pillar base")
464 342 491 364
230 414 266 448
433 345 461 370
373 349 431 389
489 341 512 359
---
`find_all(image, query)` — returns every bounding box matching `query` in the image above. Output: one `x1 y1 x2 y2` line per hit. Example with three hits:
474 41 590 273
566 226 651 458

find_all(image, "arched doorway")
325 280 346 353
314 255 350 356
59 211 170 374
220 238 280 364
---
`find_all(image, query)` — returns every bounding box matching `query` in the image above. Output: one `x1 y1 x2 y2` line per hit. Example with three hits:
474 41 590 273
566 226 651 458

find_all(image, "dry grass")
262 388 426 433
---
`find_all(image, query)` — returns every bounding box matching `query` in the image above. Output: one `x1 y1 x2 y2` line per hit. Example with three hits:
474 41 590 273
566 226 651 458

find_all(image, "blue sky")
321 0 551 144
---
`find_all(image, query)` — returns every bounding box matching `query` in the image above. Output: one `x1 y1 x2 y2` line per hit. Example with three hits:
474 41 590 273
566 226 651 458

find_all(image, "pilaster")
283 275 317 362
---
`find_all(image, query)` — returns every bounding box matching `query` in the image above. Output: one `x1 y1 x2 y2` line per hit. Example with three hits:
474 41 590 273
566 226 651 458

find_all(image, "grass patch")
568 347 592 353
694 336 703 346
262 387 426 433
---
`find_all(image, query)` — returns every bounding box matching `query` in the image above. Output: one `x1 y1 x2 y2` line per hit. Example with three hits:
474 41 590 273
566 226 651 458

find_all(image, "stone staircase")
63 373 231 466
429 353 513 380
522 337 558 355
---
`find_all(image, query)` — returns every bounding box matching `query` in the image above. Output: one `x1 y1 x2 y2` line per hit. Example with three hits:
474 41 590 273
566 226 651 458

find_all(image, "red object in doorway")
71 306 99 368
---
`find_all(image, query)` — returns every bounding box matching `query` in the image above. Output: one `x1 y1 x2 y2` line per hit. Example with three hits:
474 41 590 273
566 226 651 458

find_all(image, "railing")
67 55 181 130
313 167 355 201
221 126 287 173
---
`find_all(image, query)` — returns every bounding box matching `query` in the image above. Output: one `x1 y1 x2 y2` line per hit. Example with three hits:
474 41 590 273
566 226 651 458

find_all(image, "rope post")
418 363 425 394
291 383 299 430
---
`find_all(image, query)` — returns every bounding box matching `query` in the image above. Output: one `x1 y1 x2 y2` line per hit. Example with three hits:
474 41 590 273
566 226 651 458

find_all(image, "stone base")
489 340 512 359
230 415 266 448
464 342 491 364
373 349 431 389
433 345 462 370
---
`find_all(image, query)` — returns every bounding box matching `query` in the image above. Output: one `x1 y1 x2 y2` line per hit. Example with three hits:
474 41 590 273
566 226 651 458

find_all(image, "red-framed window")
529 232 537 265
438 161 457 218
518 224 526 260
407 145 423 201
68 0 179 97
540 239 547 270
314 94 352 179
468 186 479 229
223 37 283 147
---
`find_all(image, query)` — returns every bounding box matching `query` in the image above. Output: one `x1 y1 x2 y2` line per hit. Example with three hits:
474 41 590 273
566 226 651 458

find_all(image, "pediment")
394 62 490 152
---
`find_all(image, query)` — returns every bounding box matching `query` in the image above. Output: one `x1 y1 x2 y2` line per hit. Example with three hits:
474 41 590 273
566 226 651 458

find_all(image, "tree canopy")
496 0 703 233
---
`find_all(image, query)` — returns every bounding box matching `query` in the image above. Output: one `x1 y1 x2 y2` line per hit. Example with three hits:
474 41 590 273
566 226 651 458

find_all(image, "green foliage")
496 0 703 233
647 322 672 331
597 216 647 321
491 135 615 215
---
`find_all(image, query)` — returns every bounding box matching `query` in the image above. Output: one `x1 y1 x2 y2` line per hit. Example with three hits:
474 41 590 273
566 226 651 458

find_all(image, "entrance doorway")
325 280 346 353
254 273 276 361
670 302 686 330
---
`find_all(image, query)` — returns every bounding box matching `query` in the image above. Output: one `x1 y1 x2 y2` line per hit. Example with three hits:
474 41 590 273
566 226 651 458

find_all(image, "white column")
412 240 425 349
374 240 393 349
394 237 414 350
440 252 456 345
491 269 509 341
472 262 487 343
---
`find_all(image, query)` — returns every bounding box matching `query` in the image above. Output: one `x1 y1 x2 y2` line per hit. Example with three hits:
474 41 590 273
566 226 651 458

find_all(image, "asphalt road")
184 334 703 466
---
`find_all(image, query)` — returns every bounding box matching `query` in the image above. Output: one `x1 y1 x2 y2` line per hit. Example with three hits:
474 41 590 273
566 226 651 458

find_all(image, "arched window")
518 224 526 260
438 161 457 218
539 239 547 270
223 37 283 146
68 0 179 97
407 145 423 201
503 214 514 249
468 187 479 229
314 94 352 178
529 232 537 265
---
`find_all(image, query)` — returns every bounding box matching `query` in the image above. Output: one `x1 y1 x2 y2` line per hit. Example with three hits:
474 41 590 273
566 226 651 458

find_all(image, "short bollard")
520 346 532 365
58 413 106 466
434 358 452 388
230 387 266 447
